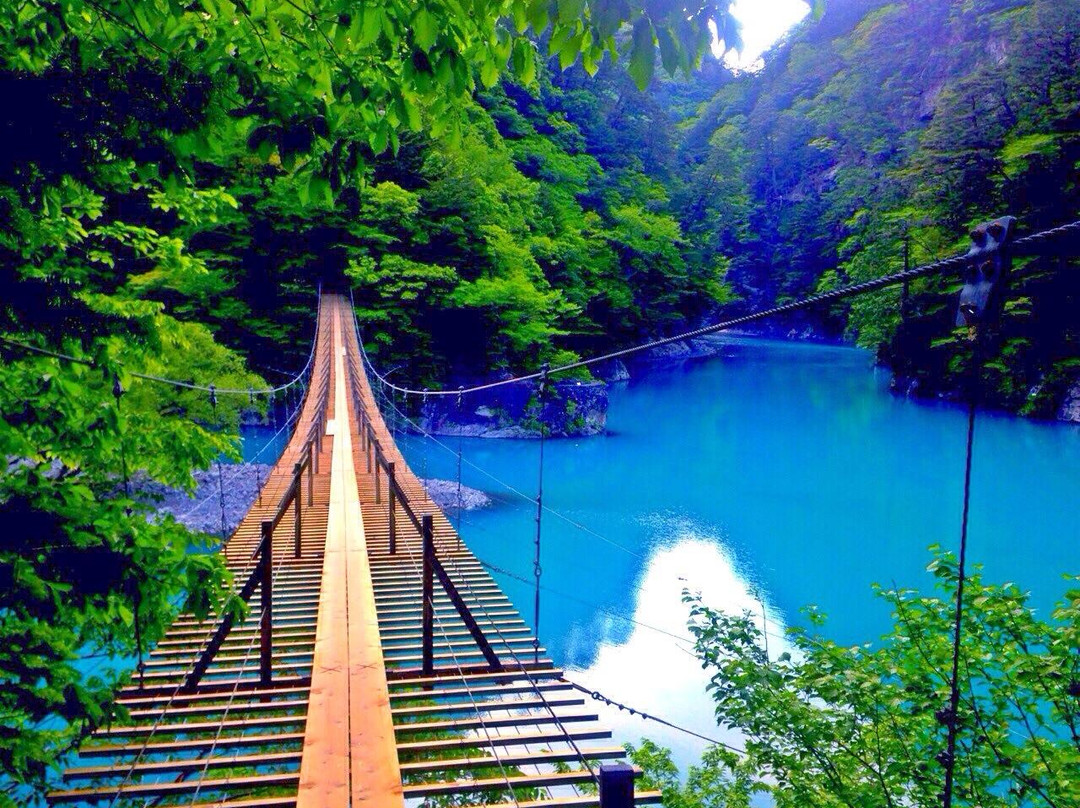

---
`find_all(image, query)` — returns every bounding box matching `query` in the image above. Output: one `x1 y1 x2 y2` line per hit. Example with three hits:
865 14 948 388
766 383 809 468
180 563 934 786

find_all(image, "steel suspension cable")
0 286 323 396
360 219 1080 398
373 464 522 807
941 336 983 808
366 386 792 648
437 545 599 788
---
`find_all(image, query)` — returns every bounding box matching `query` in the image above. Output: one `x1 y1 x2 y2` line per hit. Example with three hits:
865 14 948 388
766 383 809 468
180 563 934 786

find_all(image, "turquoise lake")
377 336 1080 767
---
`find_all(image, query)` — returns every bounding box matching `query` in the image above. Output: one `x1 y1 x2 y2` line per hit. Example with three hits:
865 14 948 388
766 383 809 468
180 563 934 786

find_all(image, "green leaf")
526 0 550 32
413 7 438 51
655 25 681 75
556 0 586 24
627 17 655 90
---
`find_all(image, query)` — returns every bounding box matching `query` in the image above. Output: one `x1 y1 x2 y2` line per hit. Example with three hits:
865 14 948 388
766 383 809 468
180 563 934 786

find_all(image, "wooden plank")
474 792 663 808
391 695 584 718
48 772 300 803
398 747 626 775
394 711 599 734
396 728 614 756
388 681 571 702
93 715 304 737
64 750 302 780
387 665 560 684
403 769 602 798
296 300 350 808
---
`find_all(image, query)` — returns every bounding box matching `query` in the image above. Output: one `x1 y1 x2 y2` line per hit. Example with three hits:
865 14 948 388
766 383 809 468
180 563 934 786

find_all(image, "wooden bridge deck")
49 294 658 807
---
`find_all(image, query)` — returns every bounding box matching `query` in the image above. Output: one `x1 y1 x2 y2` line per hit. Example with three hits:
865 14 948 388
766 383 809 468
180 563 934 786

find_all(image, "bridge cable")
364 385 792 649
437 539 599 789
354 399 521 806
104 329 328 808
533 364 549 665
209 386 229 543
354 345 647 561
455 387 465 546
345 311 592 796
940 334 983 808
0 287 323 396
560 680 746 754
359 218 1080 398
186 527 297 806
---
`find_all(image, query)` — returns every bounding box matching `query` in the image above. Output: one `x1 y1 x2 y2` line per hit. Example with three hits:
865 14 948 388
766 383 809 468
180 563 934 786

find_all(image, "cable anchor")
956 216 1016 327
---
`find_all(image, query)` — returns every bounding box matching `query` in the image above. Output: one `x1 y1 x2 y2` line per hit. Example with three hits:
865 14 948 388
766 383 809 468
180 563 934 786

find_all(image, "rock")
596 359 630 382
1057 381 1080 423
643 340 693 360
137 464 274 538
419 379 607 439
421 479 492 511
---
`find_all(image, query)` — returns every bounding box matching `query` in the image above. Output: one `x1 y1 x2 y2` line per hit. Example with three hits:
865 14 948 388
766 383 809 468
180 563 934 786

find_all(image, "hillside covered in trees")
673 0 1080 417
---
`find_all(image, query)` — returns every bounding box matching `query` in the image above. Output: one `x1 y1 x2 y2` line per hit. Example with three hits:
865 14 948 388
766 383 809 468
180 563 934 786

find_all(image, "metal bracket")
956 216 1016 327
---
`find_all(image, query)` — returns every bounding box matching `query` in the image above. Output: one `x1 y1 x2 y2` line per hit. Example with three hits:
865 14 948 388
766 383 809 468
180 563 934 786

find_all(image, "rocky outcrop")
421 479 492 511
1057 381 1080 423
419 378 607 438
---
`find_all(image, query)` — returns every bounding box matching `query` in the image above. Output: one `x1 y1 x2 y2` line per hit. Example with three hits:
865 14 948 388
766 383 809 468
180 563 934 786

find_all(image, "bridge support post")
260 520 273 690
293 463 302 557
307 441 314 505
375 448 382 504
388 462 397 555
599 763 634 808
421 515 434 675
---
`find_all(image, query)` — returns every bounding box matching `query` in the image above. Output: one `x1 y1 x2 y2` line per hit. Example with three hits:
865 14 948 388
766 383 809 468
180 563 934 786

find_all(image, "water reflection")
570 527 789 770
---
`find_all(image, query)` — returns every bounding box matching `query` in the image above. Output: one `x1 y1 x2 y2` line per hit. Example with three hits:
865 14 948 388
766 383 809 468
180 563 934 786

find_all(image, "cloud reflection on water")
567 522 792 771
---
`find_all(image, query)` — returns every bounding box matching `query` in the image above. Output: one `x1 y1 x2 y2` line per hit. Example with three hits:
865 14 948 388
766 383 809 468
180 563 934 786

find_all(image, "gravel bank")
139 464 274 537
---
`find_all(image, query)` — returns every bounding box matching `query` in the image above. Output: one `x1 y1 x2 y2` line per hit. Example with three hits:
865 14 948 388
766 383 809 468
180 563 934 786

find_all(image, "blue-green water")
389 336 1080 765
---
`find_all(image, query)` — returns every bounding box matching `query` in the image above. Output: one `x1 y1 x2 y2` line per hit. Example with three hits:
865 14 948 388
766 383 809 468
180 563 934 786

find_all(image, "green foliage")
627 739 764 808
683 548 1080 807
674 0 1080 414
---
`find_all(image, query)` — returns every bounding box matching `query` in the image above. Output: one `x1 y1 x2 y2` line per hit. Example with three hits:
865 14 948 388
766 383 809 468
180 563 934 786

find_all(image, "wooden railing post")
293 463 302 558
388 462 397 555
313 434 319 475
366 425 373 473
306 441 314 505
599 763 634 808
375 448 382 504
260 520 273 688
421 515 434 675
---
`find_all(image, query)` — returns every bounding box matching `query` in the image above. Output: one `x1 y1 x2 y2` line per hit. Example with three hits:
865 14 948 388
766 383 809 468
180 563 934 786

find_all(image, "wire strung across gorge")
359 218 1080 398
559 679 747 755
0 285 322 396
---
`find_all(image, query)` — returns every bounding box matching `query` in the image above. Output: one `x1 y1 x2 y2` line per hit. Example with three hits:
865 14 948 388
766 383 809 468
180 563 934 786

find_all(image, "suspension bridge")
25 216 1080 807
46 294 651 808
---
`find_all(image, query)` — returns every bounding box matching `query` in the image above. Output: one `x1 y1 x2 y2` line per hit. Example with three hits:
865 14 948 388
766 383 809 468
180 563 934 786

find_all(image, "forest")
1 0 1078 804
